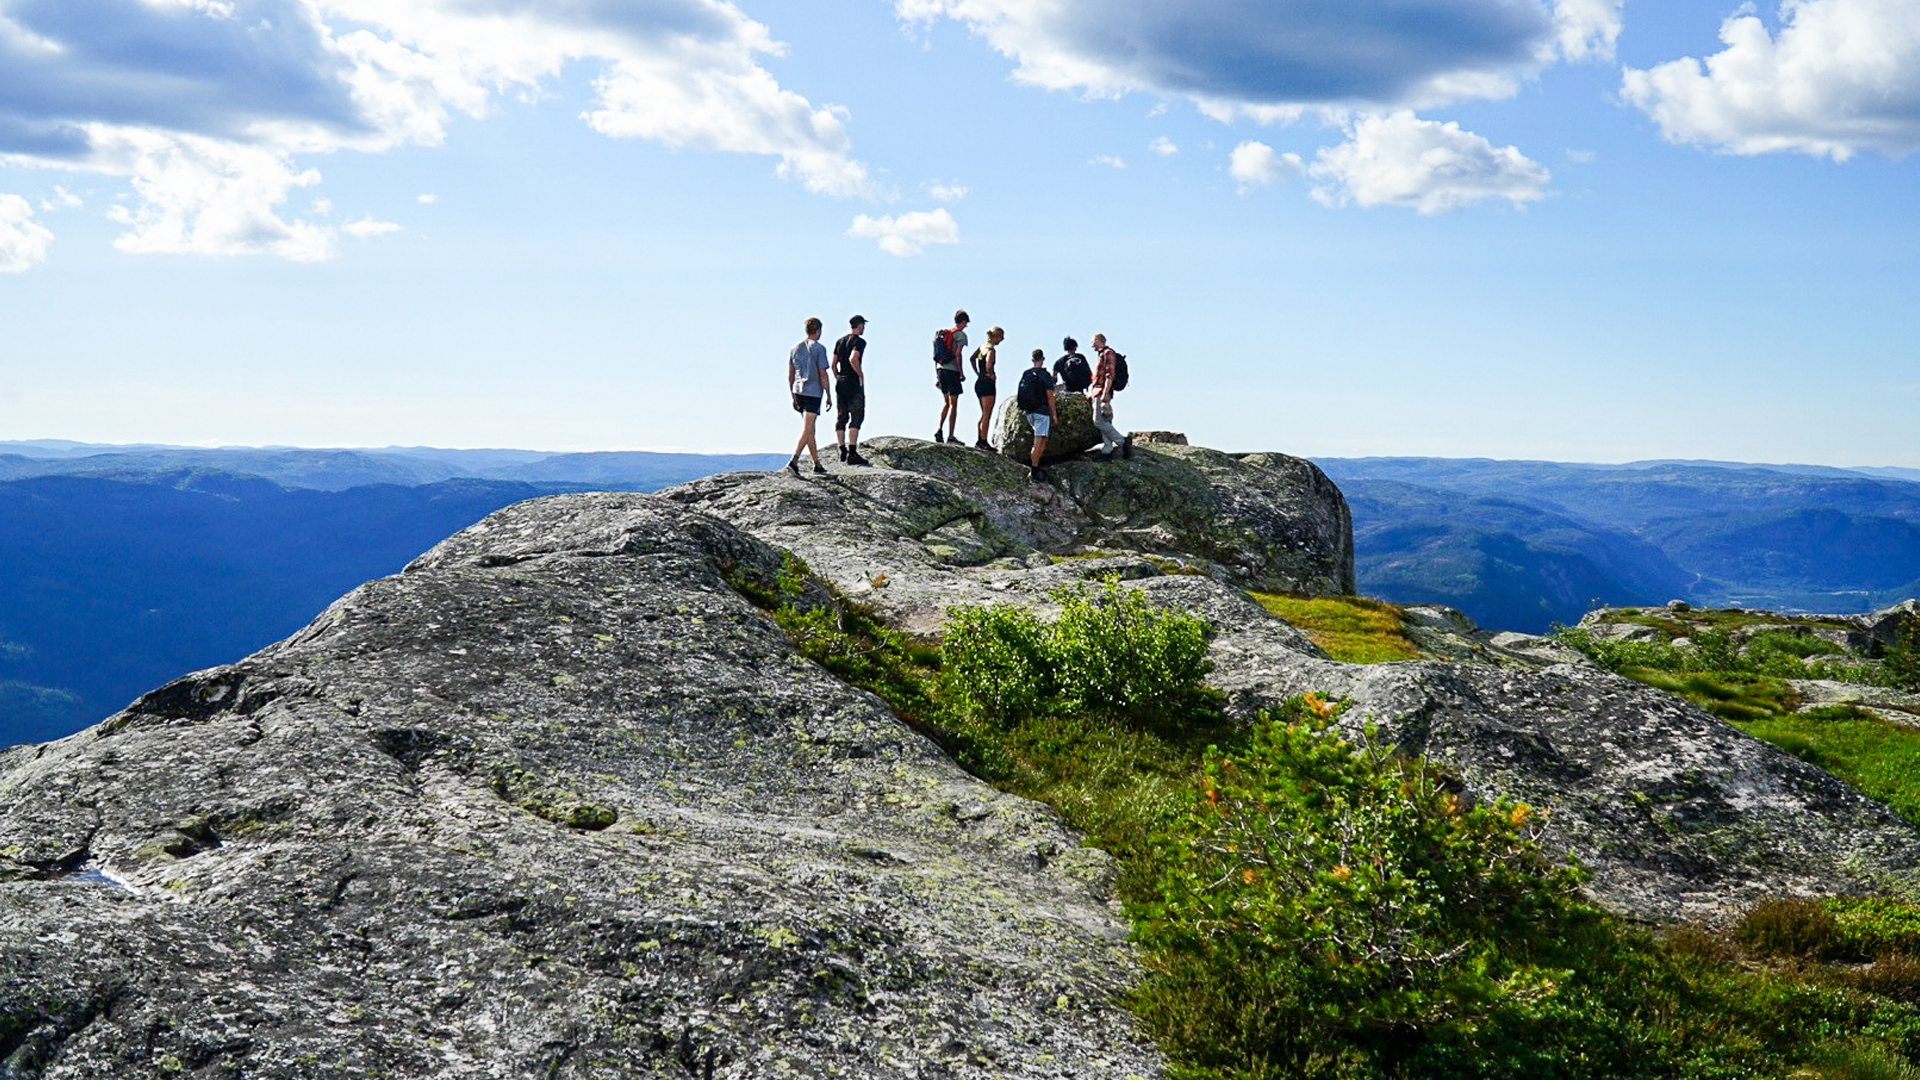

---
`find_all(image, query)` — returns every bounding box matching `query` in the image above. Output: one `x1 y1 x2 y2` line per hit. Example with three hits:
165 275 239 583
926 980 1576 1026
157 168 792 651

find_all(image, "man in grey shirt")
785 317 831 475
934 309 968 444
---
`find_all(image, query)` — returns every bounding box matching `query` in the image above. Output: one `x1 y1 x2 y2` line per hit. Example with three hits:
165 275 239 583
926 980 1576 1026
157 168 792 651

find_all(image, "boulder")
994 392 1098 464
0 496 1163 1077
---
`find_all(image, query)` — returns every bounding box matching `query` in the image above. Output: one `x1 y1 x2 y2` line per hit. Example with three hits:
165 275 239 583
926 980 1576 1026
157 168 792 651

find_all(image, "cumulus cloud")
1090 155 1126 169
1308 111 1551 213
1149 136 1178 156
1621 0 1920 160
417 193 438 204
897 0 1578 111
0 193 55 271
343 215 401 237
928 181 968 201
0 0 875 261
847 208 959 256
1228 141 1304 192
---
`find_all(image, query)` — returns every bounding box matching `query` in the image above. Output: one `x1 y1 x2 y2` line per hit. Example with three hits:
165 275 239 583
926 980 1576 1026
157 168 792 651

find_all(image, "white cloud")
343 215 401 237
1149 136 1178 156
0 194 56 272
1621 0 1920 160
0 0 876 260
1308 111 1551 213
312 197 334 215
1090 155 1126 169
847 208 959 256
1552 0 1624 61
928 181 968 201
39 186 82 212
90 127 333 260
417 193 439 204
896 0 1568 111
1228 141 1305 192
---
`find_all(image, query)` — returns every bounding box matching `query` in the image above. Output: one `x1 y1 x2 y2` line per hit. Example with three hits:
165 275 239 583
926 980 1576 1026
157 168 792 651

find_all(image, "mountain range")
3 441 1915 747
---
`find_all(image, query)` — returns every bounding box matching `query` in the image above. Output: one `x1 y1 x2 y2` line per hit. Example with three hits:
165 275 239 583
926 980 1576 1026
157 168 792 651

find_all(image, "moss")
489 765 618 831
1249 593 1423 663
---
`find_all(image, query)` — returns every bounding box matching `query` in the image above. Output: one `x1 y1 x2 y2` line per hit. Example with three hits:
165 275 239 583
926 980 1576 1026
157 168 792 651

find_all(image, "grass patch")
1251 593 1423 663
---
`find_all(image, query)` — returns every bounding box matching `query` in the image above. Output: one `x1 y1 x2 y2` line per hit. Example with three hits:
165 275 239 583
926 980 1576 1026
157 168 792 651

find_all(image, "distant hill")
1319 457 1920 631
0 444 784 747
0 442 786 492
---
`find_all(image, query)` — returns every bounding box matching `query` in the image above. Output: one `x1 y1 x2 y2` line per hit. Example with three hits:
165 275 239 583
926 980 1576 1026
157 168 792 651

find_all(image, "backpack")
1060 353 1092 392
1109 351 1129 392
933 328 956 367
1016 367 1050 413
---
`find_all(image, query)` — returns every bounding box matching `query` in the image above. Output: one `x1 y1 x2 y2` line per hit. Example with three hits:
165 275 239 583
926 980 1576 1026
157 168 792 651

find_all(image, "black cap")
850 315 867 327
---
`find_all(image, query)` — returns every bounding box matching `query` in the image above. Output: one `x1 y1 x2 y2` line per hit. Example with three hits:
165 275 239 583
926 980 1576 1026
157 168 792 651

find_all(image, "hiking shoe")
1029 466 1047 482
847 449 871 467
785 456 800 476
933 429 945 443
974 439 991 451
812 461 829 475
1122 434 1133 459
837 445 848 462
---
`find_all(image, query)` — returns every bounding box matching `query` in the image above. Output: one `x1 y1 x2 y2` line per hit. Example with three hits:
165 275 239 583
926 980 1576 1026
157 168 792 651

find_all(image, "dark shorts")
793 393 821 416
936 368 964 396
835 381 865 431
974 376 996 399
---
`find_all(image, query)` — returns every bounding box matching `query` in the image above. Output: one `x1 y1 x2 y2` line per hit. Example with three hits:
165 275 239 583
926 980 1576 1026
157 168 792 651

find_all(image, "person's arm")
850 344 864 384
1046 388 1057 423
817 345 830 406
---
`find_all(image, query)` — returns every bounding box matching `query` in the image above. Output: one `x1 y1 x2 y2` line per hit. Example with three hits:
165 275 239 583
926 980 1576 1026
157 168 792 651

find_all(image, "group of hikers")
784 310 1131 482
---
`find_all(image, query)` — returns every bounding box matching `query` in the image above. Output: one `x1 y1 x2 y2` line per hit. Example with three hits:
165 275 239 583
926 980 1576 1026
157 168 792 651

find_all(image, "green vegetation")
1554 620 1920 826
1251 593 1423 663
755 576 1920 1077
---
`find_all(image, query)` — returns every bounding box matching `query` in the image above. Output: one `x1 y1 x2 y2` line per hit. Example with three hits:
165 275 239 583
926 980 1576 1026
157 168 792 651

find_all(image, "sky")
1 0 1916 466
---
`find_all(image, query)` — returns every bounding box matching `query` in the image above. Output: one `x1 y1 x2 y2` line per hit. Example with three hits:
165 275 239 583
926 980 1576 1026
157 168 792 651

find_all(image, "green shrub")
1738 897 1844 961
943 580 1213 730
1888 621 1920 693
1133 694 1591 1075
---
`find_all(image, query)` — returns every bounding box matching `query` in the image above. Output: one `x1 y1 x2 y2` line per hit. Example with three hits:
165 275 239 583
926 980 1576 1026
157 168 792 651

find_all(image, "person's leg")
1093 407 1122 457
946 393 960 440
977 395 994 445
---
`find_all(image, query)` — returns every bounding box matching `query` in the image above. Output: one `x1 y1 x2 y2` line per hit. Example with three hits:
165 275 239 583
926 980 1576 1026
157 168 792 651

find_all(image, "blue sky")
2 0 1916 466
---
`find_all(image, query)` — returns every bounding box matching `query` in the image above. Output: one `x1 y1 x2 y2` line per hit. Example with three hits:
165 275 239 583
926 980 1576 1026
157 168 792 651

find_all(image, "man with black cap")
833 315 871 466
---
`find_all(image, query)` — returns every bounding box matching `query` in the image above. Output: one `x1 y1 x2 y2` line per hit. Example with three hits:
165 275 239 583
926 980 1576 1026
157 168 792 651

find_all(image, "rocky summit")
2 436 1918 1076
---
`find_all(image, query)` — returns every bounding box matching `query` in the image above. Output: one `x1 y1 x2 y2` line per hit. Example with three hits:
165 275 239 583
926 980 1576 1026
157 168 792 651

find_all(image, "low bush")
942 579 1214 730
1738 897 1844 961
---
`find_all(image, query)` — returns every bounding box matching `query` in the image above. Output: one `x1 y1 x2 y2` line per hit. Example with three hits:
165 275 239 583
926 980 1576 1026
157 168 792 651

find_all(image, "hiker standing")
1090 332 1131 460
785 317 831 476
971 326 1002 450
1052 337 1092 395
1016 348 1058 482
934 309 969 443
833 315 871 466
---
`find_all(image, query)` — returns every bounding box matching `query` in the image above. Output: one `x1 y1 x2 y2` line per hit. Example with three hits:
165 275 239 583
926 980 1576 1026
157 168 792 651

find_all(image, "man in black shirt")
833 315 871 466
1052 337 1092 394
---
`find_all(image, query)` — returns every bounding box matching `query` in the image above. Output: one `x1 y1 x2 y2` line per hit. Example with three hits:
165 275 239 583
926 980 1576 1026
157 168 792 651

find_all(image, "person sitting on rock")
784 317 831 476
1016 348 1058 482
1052 337 1092 395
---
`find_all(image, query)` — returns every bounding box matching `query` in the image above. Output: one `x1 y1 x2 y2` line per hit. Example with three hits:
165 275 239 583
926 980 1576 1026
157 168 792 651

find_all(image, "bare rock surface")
0 496 1162 1078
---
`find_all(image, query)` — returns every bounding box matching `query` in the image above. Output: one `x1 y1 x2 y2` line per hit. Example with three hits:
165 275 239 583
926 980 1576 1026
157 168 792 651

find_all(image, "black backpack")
933 328 956 366
1109 351 1129 392
1016 368 1050 413
1059 353 1092 392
